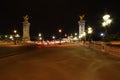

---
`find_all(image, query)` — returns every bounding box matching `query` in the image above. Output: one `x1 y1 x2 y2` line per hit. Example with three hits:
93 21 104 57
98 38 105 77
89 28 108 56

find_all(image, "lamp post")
13 30 17 44
58 29 62 45
102 14 112 42
100 32 105 40
38 33 42 41
87 27 93 43
9 35 13 40
52 36 55 40
14 30 17 34
83 32 86 44
74 33 77 36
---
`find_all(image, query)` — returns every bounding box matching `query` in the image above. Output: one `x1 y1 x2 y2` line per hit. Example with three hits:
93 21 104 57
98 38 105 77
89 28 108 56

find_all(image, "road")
0 43 120 80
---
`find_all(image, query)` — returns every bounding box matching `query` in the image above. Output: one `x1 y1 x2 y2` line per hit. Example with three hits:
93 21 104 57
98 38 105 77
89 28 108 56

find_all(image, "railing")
83 41 120 57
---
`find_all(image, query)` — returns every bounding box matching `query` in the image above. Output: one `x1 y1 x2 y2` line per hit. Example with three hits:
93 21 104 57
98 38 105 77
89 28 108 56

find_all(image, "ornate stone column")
22 15 30 42
78 15 85 37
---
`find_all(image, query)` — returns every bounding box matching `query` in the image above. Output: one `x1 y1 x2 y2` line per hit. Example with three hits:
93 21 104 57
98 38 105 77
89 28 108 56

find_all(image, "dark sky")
0 0 119 38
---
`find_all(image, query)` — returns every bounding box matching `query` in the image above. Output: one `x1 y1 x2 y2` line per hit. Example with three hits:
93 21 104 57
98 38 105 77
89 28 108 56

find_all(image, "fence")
83 41 120 57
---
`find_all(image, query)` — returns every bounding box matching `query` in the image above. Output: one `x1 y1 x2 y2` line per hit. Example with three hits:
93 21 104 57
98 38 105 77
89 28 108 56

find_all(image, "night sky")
0 0 119 39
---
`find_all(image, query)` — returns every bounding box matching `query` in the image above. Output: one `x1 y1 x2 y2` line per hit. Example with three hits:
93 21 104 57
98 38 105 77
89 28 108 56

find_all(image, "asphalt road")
0 44 120 80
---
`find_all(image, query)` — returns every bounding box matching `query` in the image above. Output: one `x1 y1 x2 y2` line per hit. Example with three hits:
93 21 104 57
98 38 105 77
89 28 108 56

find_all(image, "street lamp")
15 34 20 37
102 14 112 42
83 32 86 43
58 29 62 31
87 27 93 42
100 33 104 37
74 33 77 36
88 27 93 34
38 33 42 37
58 29 62 45
52 36 55 40
65 34 67 38
9 35 13 40
13 30 17 34
13 30 17 44
38 33 42 41
83 32 86 37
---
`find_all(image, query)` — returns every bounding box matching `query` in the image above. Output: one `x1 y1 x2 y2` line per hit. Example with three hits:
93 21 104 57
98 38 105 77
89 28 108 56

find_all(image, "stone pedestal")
22 21 30 41
78 20 85 37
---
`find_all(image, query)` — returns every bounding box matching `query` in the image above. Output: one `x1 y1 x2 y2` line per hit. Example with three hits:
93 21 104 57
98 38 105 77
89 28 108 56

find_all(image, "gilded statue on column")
79 15 85 20
23 15 29 22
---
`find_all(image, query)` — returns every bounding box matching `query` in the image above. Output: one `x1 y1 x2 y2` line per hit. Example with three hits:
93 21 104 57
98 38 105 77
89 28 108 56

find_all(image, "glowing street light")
39 37 42 40
5 35 8 38
13 30 18 44
52 36 55 39
87 27 93 34
58 29 62 33
102 14 112 27
83 32 86 37
65 34 67 37
58 29 62 45
14 30 17 34
103 14 110 21
15 34 20 37
9 35 13 40
100 33 105 40
102 14 112 42
102 19 112 27
87 27 93 42
79 32 86 43
38 33 42 37
74 33 77 36
38 33 42 41
100 33 105 37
